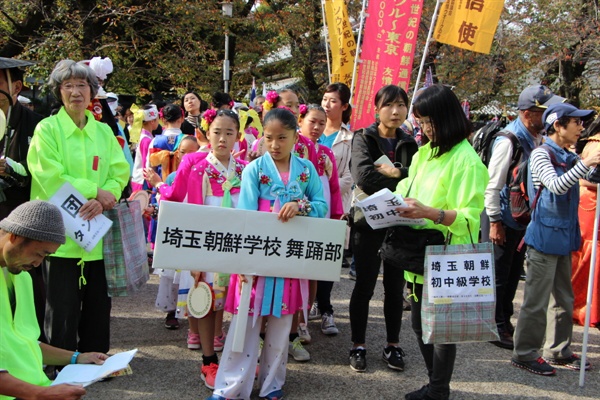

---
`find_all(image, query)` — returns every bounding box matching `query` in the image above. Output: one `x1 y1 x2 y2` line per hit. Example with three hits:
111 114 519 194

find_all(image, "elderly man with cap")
0 200 107 400
511 103 599 375
483 85 565 350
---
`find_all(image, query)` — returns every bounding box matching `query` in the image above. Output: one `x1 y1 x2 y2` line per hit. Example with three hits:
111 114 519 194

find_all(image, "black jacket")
0 102 43 219
350 123 418 196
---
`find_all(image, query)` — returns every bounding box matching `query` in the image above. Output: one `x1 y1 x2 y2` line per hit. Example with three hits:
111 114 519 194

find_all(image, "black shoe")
165 311 179 330
382 345 405 371
545 354 591 371
342 258 350 268
490 326 513 349
349 348 366 372
505 320 515 335
405 385 429 400
511 357 556 376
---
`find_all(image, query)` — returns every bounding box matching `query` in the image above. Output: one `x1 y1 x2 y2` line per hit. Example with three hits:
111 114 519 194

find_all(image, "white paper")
49 182 113 252
355 188 425 229
426 252 495 304
52 349 138 387
153 201 347 282
374 154 394 167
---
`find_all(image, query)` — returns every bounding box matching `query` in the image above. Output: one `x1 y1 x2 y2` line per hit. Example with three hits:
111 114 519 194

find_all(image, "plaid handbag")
103 200 149 297
421 229 499 344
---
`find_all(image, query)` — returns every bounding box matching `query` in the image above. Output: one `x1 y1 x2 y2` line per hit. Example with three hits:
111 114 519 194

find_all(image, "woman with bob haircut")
27 59 130 354
348 84 418 374
394 84 488 400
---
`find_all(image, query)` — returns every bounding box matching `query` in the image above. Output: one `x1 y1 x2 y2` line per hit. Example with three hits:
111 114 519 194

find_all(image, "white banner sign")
49 182 113 252
356 188 425 229
425 249 495 304
153 201 346 282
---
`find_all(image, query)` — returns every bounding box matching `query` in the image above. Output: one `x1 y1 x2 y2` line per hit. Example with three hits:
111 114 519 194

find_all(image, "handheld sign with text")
49 182 113 252
356 188 426 230
153 201 347 351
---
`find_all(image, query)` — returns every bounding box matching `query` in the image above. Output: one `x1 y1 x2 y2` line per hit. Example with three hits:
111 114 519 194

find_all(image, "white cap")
17 95 31 104
143 105 159 122
106 92 119 116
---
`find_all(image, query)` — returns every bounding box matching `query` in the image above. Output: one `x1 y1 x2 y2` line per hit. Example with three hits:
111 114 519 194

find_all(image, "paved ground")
85 268 600 400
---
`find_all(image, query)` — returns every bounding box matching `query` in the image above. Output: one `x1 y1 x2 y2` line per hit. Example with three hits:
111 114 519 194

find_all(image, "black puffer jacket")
350 123 418 196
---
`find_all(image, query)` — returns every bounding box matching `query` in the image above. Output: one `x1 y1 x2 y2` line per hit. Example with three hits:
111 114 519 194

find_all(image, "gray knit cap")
0 200 66 244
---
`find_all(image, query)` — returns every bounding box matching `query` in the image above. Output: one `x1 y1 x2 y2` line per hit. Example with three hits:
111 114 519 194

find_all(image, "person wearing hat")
0 200 108 400
27 59 130 355
0 57 48 342
483 85 565 350
0 57 44 220
510 103 599 375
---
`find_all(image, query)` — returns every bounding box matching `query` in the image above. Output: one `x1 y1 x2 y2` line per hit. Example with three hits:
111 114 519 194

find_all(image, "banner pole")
321 0 332 83
408 0 445 116
349 0 368 105
579 182 600 386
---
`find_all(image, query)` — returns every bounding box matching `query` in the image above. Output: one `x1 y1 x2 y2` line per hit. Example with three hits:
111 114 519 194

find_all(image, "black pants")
316 280 334 315
28 264 47 343
410 283 455 400
349 229 405 344
44 257 111 353
493 226 525 327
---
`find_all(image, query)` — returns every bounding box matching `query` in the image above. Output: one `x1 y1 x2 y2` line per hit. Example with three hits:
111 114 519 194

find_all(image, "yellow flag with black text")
434 0 505 54
324 0 357 86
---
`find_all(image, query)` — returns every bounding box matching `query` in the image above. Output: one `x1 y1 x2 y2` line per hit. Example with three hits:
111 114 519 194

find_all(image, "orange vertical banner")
434 0 505 54
325 0 357 87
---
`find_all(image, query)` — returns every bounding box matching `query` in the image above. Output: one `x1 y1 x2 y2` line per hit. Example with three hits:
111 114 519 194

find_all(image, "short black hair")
215 109 240 131
161 104 183 123
413 84 472 158
374 85 409 109
325 82 352 124
212 92 233 109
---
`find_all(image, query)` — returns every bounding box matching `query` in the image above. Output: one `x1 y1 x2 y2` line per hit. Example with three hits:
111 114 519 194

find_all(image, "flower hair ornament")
263 90 279 112
298 104 308 117
201 109 218 132
229 100 235 109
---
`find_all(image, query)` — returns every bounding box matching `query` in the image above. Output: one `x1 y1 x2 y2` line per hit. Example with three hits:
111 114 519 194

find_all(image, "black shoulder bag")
378 176 447 275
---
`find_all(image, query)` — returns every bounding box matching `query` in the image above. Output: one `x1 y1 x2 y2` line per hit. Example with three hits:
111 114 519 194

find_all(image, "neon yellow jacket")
27 108 130 261
0 270 50 399
395 139 488 285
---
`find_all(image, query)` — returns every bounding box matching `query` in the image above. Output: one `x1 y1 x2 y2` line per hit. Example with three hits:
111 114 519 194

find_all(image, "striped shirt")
529 147 591 195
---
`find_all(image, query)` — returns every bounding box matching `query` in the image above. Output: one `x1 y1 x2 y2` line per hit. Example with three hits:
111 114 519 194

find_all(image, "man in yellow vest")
0 201 107 400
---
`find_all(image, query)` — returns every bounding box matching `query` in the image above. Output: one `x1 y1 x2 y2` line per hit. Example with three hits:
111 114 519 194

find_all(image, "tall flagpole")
321 0 332 83
579 182 600 387
349 0 368 105
408 0 446 116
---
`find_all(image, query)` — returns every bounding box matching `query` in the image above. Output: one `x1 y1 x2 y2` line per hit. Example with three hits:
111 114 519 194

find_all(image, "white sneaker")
288 337 310 361
308 302 320 321
297 322 312 343
321 313 339 336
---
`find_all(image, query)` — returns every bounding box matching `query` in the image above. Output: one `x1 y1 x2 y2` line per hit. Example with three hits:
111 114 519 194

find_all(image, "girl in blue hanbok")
208 108 327 400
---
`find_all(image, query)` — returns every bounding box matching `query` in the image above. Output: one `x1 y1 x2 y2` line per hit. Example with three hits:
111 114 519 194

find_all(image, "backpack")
472 118 511 167
508 144 563 226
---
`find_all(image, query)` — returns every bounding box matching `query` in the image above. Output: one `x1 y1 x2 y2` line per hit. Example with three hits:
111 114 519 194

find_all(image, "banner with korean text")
325 0 357 87
434 0 505 54
153 201 346 282
351 0 424 130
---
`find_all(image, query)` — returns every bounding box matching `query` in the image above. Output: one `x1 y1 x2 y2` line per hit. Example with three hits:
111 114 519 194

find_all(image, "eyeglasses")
61 83 89 92
571 118 584 126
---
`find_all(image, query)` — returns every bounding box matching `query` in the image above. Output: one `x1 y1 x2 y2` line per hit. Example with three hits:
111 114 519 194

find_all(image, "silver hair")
47 60 99 102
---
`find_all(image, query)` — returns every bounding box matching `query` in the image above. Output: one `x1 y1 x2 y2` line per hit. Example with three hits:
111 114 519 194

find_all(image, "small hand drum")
187 282 214 319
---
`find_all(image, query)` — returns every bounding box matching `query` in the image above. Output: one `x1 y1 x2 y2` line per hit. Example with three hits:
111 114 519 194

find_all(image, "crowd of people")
0 53 599 400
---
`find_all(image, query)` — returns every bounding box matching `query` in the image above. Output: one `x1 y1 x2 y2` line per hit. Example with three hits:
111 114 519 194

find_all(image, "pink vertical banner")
351 0 424 130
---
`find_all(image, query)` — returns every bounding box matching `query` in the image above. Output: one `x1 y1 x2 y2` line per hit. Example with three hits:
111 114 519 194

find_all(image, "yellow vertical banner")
325 0 357 86
434 0 505 54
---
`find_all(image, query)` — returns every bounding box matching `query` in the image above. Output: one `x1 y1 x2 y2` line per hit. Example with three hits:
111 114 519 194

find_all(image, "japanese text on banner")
324 0 357 87
434 0 505 54
351 0 423 130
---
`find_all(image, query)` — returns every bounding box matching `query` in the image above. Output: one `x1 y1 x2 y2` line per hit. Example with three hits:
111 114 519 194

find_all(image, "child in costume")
292 104 343 347
180 110 247 389
207 108 327 400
